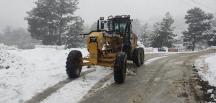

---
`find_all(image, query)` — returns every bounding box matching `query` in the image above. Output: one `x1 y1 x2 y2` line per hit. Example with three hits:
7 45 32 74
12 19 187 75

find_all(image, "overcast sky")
0 0 215 31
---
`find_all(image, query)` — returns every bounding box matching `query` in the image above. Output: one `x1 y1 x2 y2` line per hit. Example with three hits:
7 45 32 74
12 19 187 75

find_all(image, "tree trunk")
192 41 196 51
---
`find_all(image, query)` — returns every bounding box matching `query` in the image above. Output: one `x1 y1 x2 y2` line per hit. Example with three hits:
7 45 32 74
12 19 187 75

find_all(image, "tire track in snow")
24 69 96 103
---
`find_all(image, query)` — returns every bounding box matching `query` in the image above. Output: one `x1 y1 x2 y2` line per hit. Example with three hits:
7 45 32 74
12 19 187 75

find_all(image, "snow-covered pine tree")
26 0 79 45
206 18 216 46
183 7 213 51
151 12 176 48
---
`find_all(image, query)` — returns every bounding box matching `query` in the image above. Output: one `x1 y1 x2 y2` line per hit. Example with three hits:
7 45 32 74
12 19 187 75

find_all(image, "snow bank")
195 54 216 86
35 45 66 50
205 54 216 87
0 44 17 50
144 56 167 65
209 46 216 50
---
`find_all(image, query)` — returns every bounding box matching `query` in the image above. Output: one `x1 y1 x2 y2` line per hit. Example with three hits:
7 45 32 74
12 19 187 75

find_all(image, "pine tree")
26 0 79 45
151 12 176 48
183 7 213 51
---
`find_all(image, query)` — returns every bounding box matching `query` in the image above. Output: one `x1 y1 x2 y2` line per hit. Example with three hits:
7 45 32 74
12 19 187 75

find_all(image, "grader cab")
66 15 144 84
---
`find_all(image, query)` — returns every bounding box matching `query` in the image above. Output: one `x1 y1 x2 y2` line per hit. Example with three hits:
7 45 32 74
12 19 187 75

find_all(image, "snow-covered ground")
41 68 112 103
195 53 216 87
0 46 167 103
0 48 88 103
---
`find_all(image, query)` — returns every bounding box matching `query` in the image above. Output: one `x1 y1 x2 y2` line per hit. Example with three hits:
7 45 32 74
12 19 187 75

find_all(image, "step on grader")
66 15 144 84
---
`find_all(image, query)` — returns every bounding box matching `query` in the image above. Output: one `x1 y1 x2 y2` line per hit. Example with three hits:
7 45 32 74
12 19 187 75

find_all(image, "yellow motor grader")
66 15 144 83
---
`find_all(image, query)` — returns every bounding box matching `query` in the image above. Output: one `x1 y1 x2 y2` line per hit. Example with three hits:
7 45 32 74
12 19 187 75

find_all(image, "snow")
0 43 17 50
41 67 112 103
0 50 23 70
137 41 145 48
195 54 216 86
0 47 87 103
144 56 167 65
0 47 111 103
203 54 216 86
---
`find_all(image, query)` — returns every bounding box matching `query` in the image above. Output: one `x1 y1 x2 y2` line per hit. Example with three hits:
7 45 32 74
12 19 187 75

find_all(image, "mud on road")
80 50 216 103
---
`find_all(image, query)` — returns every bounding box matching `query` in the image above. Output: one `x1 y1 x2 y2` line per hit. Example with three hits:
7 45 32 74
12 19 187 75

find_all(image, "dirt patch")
189 71 203 102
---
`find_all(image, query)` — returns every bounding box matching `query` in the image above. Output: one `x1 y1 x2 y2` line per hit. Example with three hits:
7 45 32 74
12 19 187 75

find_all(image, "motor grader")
66 15 144 84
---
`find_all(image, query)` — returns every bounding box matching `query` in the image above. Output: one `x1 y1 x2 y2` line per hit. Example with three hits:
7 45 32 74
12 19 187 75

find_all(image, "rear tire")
133 48 141 67
139 48 144 65
66 50 83 78
114 52 127 84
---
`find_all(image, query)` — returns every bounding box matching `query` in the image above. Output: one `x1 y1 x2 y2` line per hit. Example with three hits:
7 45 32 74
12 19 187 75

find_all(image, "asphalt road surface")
80 50 216 103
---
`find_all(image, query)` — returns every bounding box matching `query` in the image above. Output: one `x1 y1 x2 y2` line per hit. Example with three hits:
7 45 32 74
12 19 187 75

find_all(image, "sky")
0 0 215 31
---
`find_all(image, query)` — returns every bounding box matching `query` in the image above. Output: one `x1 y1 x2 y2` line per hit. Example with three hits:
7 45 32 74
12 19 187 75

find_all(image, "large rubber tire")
66 50 83 78
114 52 127 84
139 48 145 65
133 48 141 67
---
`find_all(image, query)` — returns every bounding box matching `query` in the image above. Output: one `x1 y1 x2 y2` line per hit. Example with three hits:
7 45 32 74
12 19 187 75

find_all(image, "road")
80 50 216 103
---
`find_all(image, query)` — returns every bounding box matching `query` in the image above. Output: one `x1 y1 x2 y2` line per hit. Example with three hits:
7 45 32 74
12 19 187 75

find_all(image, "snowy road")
38 54 168 103
80 49 216 103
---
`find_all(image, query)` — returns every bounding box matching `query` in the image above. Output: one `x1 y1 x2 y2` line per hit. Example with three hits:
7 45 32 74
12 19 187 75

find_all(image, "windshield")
113 22 127 33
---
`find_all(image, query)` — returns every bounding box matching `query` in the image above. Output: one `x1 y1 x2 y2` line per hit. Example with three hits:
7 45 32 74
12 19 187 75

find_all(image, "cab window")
114 22 127 33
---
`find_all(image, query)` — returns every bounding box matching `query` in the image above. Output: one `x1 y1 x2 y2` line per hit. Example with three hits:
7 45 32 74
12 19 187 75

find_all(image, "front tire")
114 52 127 84
66 50 83 78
